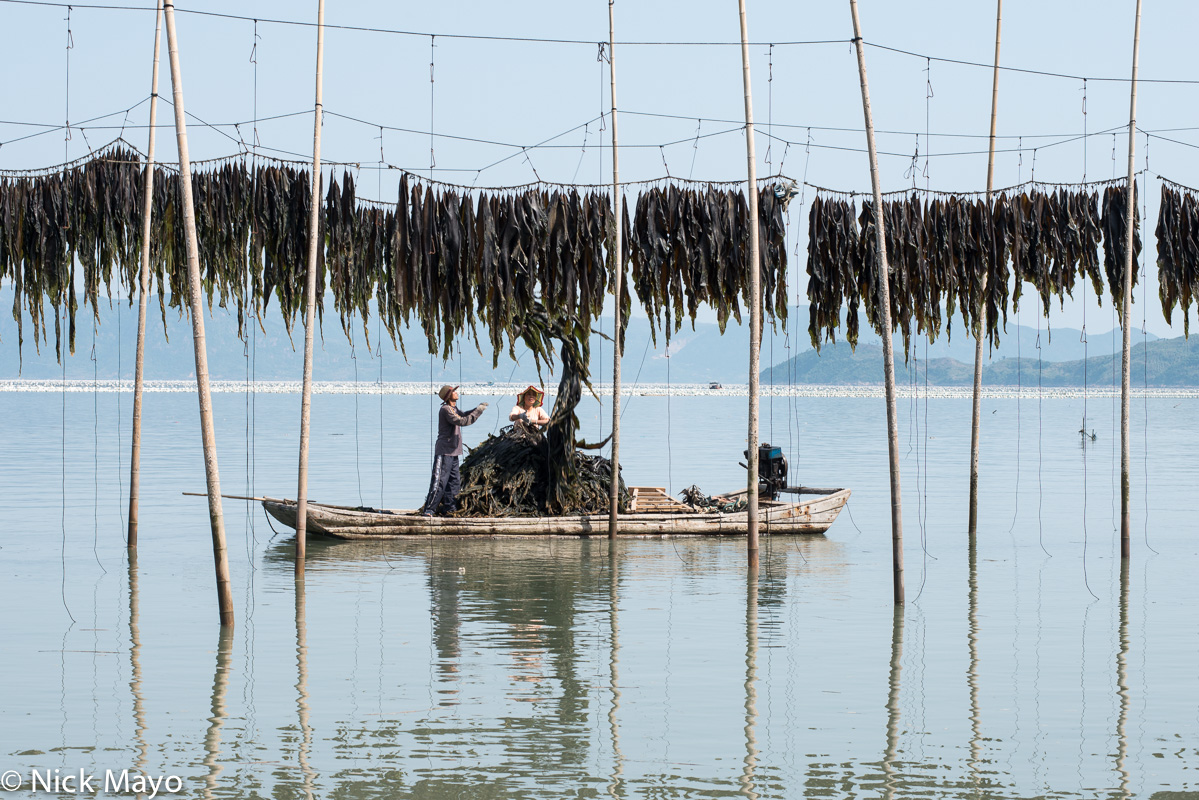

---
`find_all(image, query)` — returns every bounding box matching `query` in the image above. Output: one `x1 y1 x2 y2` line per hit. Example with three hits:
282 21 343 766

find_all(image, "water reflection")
1115 559 1131 799
883 605 904 800
202 627 233 799
968 534 982 794
13 530 1186 799
607 541 624 800
741 572 759 800
126 553 148 788
295 579 316 800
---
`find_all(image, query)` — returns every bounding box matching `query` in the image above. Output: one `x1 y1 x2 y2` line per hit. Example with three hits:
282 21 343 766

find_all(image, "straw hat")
437 384 458 402
516 385 544 406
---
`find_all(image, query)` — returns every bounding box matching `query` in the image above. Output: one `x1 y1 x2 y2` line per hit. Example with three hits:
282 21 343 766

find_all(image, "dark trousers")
423 454 460 515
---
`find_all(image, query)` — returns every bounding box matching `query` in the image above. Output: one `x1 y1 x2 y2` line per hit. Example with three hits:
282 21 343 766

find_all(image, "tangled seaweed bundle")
457 423 629 517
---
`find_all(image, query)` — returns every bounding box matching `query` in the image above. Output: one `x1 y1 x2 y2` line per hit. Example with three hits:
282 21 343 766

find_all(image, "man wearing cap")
423 385 488 517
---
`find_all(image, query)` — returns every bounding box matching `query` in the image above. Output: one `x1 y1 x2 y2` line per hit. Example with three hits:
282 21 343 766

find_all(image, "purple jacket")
435 402 485 456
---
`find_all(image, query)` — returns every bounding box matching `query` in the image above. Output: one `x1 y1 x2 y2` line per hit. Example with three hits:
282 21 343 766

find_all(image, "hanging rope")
377 129 385 509
92 318 104 571
1036 315 1049 556
352 340 363 507
1142 135 1158 555
246 17 260 568
666 345 672 496
1009 137 1025 535
60 4 75 625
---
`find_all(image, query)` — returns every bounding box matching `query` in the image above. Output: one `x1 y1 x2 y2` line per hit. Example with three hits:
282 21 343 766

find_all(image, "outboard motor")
743 443 788 500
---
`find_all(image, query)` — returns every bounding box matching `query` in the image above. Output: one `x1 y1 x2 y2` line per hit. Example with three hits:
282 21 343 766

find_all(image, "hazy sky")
2 0 1197 338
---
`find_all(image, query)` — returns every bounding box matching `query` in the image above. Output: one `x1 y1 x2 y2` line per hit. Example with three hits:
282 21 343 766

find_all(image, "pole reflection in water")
883 605 904 800
740 570 759 800
1114 558 1131 798
295 579 316 799
607 541 624 799
202 626 233 799
126 552 149 786
967 533 982 792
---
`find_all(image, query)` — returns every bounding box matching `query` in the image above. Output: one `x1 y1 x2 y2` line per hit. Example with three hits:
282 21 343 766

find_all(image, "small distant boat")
709 382 723 390
261 486 851 540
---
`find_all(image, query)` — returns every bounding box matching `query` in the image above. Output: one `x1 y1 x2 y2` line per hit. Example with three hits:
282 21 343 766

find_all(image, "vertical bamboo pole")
1120 0 1143 559
295 0 327 575
127 0 163 550
607 0 622 540
162 0 234 626
737 0 762 567
849 0 904 603
969 0 1003 536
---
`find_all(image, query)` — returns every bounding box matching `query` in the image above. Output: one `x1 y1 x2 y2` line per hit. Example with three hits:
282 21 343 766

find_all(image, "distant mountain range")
762 334 1193 387
0 286 1173 386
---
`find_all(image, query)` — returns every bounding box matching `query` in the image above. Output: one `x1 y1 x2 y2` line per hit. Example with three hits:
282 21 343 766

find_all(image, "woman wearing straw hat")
509 385 549 427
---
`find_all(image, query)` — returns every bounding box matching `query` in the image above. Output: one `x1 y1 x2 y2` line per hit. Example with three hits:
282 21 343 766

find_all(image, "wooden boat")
261 486 851 540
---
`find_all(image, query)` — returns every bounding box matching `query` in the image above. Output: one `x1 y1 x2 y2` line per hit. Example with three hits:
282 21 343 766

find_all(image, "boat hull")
262 488 851 540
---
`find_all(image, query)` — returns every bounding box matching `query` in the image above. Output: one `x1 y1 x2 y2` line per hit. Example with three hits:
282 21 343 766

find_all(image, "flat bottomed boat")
262 486 851 540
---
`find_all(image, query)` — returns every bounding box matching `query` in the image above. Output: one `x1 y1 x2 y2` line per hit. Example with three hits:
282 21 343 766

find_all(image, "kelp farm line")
805 184 1147 354
0 143 794 368
14 148 1199 369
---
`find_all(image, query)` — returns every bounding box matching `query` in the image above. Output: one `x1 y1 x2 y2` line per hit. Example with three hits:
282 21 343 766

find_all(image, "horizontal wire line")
2 0 1199 84
2 132 1182 200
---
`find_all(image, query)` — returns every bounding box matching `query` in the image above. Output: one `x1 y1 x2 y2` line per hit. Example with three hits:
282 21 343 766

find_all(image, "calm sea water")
1 386 1197 798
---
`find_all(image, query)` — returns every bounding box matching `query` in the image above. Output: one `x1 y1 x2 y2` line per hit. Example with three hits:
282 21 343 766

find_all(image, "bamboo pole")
969 0 1003 536
737 0 761 568
849 0 904 604
162 0 234 626
1120 0 1143 560
607 0 622 541
295 0 327 576
127 0 163 550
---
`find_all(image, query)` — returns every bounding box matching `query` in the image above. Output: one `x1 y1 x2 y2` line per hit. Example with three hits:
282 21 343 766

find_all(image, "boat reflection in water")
90 529 1161 798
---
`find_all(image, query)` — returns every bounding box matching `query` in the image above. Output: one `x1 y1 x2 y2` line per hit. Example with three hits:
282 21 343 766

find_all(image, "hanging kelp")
2 143 801 377
806 194 864 349
628 182 790 344
1005 188 1103 318
1100 181 1142 319
252 162 321 338
805 185 1121 355
1156 182 1199 336
0 145 143 363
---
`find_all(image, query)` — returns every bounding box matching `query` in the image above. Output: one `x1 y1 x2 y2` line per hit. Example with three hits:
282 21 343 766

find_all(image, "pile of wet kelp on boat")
455 307 631 518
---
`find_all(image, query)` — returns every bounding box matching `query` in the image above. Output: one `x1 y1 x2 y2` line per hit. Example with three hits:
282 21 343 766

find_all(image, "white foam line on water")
2 379 1197 400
